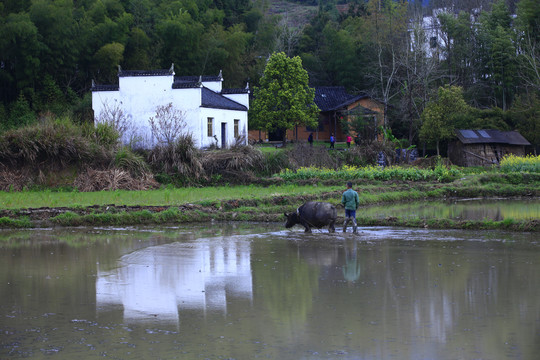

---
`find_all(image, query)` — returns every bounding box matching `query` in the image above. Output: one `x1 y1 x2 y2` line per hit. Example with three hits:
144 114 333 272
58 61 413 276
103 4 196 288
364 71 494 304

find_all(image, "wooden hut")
448 129 530 166
248 87 384 143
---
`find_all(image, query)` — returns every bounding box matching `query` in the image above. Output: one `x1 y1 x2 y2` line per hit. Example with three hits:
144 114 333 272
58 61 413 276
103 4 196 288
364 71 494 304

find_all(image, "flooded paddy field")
1 222 539 359
360 198 540 221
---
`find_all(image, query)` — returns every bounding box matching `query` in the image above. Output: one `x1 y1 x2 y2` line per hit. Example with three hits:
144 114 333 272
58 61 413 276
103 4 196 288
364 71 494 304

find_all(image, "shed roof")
201 87 247 111
314 86 369 112
455 129 530 146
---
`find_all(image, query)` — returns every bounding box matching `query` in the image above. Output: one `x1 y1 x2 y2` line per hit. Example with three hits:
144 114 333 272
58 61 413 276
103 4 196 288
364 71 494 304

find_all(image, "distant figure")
346 135 352 148
330 133 335 149
342 181 359 233
308 132 314 147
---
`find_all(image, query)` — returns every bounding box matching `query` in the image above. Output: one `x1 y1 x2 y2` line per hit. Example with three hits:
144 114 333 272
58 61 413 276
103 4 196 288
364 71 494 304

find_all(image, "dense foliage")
250 52 319 139
0 0 539 152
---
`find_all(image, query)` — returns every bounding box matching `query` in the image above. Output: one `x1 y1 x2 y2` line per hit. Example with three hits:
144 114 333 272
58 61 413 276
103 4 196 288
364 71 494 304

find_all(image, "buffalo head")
284 212 300 228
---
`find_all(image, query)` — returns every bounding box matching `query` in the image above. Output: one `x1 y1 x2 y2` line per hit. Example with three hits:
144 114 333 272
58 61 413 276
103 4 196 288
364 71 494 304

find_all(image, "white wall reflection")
96 237 252 324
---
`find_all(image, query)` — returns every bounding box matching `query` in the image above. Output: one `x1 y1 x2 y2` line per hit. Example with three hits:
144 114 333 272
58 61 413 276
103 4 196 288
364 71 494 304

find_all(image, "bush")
115 147 150 176
147 134 205 183
202 145 264 182
258 150 291 176
499 154 540 173
277 164 463 182
286 142 342 169
0 116 95 169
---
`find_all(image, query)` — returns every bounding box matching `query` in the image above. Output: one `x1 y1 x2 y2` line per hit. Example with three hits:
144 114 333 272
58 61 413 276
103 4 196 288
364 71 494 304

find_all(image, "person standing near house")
346 135 352 148
342 181 359 233
330 133 335 149
308 132 314 147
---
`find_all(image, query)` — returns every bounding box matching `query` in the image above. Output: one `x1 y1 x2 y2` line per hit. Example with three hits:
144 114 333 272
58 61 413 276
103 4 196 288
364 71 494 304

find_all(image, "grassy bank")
0 173 538 231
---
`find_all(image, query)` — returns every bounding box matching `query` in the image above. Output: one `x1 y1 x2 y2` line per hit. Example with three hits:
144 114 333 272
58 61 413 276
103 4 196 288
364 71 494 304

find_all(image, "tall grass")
147 134 205 184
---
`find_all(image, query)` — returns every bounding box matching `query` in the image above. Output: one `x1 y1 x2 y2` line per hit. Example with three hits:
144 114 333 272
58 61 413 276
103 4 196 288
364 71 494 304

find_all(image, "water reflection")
342 240 361 282
97 236 253 324
1 225 539 359
361 198 540 221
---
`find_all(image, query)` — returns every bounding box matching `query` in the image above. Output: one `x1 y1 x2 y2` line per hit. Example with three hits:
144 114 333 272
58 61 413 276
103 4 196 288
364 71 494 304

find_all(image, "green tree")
419 85 471 156
199 23 252 87
94 42 125 83
438 11 476 90
250 52 319 142
362 0 409 128
0 13 41 104
28 0 79 90
515 0 540 92
509 94 540 152
478 0 517 110
123 27 151 69
156 9 204 73
6 92 36 130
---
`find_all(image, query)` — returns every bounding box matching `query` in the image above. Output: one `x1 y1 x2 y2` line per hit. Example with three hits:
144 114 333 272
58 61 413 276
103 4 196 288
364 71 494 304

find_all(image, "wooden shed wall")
448 142 526 166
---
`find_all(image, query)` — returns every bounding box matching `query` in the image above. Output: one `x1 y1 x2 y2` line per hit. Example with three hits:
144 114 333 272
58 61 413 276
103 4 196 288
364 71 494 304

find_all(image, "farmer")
330 133 335 149
341 181 359 233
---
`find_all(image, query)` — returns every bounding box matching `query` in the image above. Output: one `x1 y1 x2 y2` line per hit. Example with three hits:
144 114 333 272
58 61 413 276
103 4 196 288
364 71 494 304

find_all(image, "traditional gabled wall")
92 69 248 149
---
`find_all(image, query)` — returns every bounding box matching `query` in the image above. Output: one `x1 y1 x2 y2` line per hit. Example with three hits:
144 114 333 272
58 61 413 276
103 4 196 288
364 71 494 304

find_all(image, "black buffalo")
284 201 337 233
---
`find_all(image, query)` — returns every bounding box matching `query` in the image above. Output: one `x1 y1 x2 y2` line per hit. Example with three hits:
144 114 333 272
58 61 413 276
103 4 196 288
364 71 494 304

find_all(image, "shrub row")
277 164 465 183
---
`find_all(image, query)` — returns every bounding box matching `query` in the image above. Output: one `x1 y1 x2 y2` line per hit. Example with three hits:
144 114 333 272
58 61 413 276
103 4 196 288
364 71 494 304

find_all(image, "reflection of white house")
91 65 249 149
96 238 252 325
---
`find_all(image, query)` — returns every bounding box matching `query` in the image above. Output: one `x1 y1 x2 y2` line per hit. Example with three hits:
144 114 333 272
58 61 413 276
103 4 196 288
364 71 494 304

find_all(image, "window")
430 36 437 49
207 118 213 137
234 119 239 138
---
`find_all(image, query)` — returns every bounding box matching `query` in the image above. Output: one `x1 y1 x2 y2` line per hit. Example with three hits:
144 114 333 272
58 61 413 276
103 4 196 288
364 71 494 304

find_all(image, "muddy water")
1 224 539 359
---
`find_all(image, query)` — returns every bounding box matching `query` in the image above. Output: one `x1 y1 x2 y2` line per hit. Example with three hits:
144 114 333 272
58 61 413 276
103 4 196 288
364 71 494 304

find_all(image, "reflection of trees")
252 243 320 337
359 199 540 221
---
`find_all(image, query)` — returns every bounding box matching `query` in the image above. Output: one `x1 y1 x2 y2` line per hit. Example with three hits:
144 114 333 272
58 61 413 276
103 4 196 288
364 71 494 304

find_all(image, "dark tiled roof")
201 87 247 111
314 86 368 112
221 88 249 94
172 82 201 89
455 129 530 145
175 75 222 83
91 84 119 91
119 69 172 77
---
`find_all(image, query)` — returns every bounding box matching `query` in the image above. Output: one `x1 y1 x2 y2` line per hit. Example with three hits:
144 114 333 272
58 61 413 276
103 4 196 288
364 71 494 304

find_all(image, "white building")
409 7 483 60
91 64 249 149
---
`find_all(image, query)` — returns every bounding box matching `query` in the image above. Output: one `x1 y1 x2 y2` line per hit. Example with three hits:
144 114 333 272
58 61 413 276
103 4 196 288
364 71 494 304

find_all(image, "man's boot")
343 218 349 233
352 219 357 234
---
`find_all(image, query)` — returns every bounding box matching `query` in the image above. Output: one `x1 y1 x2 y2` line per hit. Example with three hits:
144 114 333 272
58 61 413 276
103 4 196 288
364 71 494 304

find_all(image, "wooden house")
448 129 530 166
248 87 384 143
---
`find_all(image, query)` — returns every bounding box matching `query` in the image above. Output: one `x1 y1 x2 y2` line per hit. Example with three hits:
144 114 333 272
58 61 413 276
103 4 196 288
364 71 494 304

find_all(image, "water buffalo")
284 201 337 233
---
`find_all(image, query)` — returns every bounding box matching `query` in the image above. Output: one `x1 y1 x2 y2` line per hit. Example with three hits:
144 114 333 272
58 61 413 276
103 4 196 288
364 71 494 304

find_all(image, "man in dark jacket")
341 181 359 233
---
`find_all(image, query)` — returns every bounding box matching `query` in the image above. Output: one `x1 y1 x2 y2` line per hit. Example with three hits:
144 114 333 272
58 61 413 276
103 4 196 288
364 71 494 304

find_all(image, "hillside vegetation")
1 0 538 154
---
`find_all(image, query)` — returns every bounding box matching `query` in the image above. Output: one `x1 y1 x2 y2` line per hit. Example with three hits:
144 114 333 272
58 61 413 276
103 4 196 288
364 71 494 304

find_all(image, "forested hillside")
0 0 538 150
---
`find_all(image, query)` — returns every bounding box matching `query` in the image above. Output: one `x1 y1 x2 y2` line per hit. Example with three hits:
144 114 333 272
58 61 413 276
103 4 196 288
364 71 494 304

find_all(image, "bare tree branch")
148 103 189 145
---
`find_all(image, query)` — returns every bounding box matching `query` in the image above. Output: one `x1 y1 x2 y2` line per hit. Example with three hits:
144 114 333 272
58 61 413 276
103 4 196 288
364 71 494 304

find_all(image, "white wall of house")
222 93 249 109
200 108 248 148
203 79 222 93
92 72 248 149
